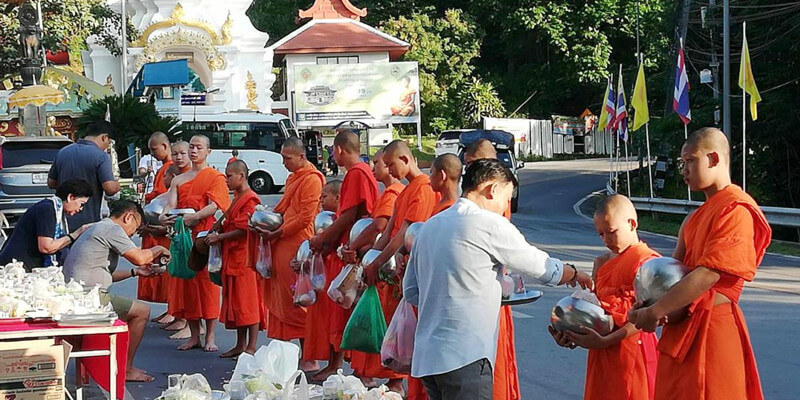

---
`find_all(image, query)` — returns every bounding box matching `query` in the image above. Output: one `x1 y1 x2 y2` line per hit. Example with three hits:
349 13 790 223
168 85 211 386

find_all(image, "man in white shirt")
403 159 592 400
138 153 163 194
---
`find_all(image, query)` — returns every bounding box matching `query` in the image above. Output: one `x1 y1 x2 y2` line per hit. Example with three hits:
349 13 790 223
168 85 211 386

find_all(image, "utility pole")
120 0 128 93
722 0 731 140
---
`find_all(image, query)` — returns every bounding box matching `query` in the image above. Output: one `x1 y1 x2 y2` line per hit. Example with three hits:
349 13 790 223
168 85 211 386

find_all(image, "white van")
183 112 299 194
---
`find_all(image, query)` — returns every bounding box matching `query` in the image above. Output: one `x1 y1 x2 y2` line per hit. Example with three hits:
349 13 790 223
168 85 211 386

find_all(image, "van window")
1 140 69 168
280 119 299 138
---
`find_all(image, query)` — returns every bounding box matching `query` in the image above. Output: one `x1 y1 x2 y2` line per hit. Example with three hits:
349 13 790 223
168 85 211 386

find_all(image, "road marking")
572 189 605 222
512 310 536 319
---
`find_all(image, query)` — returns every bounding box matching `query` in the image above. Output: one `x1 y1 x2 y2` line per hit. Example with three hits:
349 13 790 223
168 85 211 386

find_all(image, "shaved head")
333 130 360 154
323 179 342 195
464 139 497 164
432 153 462 181
148 131 171 161
148 131 169 145
226 159 249 176
384 139 413 158
282 137 305 155
594 194 638 222
190 134 210 148
172 141 189 151
684 127 730 164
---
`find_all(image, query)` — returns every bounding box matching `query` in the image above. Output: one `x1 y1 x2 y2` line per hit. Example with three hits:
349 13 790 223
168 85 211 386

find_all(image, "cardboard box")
0 339 71 400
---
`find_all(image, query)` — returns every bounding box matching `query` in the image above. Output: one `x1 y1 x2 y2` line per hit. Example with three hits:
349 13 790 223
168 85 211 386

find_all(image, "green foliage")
458 77 506 127
246 0 314 42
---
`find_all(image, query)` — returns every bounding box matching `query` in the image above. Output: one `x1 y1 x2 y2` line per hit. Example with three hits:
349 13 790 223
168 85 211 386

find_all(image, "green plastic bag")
209 271 222 286
168 217 196 280
341 286 387 353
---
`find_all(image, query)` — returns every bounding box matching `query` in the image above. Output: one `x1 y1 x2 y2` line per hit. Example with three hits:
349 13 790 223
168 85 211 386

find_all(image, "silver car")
0 136 72 228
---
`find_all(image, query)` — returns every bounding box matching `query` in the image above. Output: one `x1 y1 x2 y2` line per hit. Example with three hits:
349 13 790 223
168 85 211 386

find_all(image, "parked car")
434 129 469 157
0 135 73 227
456 130 524 213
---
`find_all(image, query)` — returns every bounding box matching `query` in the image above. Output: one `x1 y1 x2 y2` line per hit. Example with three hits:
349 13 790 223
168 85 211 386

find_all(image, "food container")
250 206 283 231
349 218 373 244
634 257 687 306
314 211 336 233
169 208 196 216
361 249 397 283
550 295 614 335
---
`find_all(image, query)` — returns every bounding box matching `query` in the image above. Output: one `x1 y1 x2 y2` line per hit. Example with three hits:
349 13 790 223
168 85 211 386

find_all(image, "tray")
169 208 196 215
56 312 117 327
502 289 543 306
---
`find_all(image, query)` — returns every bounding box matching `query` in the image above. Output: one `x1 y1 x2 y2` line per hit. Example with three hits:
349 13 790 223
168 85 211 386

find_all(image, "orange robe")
220 189 268 330
430 198 455 216
656 185 771 400
372 183 405 220
265 161 324 340
350 174 435 380
304 162 378 361
167 167 230 320
586 242 660 400
138 159 173 303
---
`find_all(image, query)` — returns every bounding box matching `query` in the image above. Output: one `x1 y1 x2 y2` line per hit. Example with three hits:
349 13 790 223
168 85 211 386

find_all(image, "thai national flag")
673 40 691 125
616 74 628 142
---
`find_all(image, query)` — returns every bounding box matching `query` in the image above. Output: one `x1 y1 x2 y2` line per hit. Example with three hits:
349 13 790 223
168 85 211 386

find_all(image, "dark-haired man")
64 199 170 383
48 120 120 231
403 159 592 400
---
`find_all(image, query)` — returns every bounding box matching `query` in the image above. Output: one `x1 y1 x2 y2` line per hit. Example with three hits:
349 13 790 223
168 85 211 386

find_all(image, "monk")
308 131 379 381
549 194 659 400
251 137 324 370
463 138 521 400
204 160 266 358
164 141 194 339
320 180 342 213
361 139 435 395
138 132 174 321
343 148 404 258
430 153 462 215
629 127 771 400
160 135 230 352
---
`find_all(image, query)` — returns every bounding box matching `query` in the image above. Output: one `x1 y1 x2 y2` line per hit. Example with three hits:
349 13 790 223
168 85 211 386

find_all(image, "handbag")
187 195 245 271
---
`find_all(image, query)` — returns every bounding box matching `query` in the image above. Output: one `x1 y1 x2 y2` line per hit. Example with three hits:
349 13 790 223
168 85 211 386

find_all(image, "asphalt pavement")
104 159 799 400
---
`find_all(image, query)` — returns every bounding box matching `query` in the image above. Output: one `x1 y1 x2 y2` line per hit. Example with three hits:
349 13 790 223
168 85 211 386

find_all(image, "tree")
458 77 506 127
246 0 314 43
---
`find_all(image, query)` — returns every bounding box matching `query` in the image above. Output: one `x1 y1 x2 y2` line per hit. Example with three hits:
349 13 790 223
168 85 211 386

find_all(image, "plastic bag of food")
380 299 416 373
233 341 300 389
207 244 223 273
293 267 316 307
363 385 403 400
341 286 387 353
255 237 272 279
309 253 326 291
168 218 197 280
327 264 362 309
242 372 282 398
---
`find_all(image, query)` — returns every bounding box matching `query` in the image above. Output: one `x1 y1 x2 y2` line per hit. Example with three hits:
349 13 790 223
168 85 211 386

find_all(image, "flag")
738 22 761 121
673 39 691 125
616 69 628 141
631 62 649 131
597 78 615 132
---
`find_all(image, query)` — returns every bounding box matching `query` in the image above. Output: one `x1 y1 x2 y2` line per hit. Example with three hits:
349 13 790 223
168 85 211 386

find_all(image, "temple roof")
270 19 409 62
299 0 367 21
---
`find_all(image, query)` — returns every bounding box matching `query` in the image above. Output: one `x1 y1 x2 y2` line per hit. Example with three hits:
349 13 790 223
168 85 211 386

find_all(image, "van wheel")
249 172 273 194
511 195 519 213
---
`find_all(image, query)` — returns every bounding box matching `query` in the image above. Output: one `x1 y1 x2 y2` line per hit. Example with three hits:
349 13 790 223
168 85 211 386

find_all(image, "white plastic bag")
255 237 272 279
327 264 362 309
363 385 403 400
233 341 300 388
207 244 223 273
310 253 326 291
293 267 316 307
380 299 416 373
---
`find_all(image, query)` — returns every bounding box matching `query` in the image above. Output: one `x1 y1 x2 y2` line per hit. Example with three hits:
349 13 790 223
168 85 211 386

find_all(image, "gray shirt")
48 139 116 231
63 219 136 290
403 198 564 377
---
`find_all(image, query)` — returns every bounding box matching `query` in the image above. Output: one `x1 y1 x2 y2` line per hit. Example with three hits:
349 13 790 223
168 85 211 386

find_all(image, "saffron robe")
168 167 230 320
586 242 660 400
655 185 771 400
220 189 268 329
138 159 174 303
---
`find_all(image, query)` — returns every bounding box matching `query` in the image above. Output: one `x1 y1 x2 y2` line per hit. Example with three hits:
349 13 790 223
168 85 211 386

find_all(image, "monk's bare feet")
177 338 202 351
126 368 154 382
386 379 405 397
300 360 320 373
169 326 191 340
157 314 175 325
310 365 338 382
220 347 243 358
164 319 186 331
204 333 217 352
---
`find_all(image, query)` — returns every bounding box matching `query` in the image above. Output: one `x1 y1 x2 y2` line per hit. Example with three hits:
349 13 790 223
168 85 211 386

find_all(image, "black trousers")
420 358 493 400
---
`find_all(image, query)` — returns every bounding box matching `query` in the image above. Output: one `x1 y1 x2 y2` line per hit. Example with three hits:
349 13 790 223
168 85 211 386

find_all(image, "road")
107 159 799 400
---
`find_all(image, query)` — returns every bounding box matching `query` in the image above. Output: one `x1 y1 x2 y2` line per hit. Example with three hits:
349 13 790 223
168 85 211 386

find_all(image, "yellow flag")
597 78 611 132
738 23 761 121
631 63 649 131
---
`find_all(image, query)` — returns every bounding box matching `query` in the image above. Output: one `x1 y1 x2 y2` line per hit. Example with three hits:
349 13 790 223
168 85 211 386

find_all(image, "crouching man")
63 200 170 383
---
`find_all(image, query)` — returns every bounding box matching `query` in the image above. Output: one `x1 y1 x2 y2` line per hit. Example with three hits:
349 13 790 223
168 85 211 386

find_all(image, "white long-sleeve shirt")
403 198 564 377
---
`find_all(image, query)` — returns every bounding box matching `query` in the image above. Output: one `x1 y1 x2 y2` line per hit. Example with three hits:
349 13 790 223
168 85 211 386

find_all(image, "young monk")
361 139 436 395
308 131 379 381
138 132 174 321
549 194 658 400
204 160 267 358
463 138 521 400
343 148 405 257
164 141 193 339
629 127 771 400
430 153 462 215
320 180 341 213
251 137 323 370
160 135 230 352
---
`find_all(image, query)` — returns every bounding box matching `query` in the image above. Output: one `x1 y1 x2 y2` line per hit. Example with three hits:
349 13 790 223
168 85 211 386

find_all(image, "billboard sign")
293 62 420 127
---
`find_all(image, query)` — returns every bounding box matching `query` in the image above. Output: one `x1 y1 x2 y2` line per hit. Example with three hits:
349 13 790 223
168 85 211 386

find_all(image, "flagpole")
742 21 747 192
684 124 691 201
608 128 613 187
645 123 654 198
624 140 631 197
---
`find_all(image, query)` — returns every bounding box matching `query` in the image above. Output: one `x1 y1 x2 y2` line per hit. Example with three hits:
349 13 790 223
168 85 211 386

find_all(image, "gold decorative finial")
246 71 258 111
171 3 185 20
221 11 233 45
105 74 115 92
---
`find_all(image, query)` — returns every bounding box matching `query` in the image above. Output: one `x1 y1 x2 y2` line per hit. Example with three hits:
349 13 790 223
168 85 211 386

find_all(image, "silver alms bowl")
314 211 336 233
404 222 424 252
634 257 688 306
295 240 313 265
361 248 396 272
143 200 166 225
250 206 283 231
550 296 614 335
349 218 373 244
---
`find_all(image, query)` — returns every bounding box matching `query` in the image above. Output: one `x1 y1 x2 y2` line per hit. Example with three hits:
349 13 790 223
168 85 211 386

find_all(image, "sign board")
483 117 530 155
552 115 585 136
293 62 420 127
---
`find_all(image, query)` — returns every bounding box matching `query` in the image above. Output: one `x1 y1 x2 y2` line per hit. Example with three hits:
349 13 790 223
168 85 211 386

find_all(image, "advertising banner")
293 62 420 127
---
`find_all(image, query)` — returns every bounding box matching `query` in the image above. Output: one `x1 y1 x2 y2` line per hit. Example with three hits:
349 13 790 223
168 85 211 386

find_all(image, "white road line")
512 310 536 319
